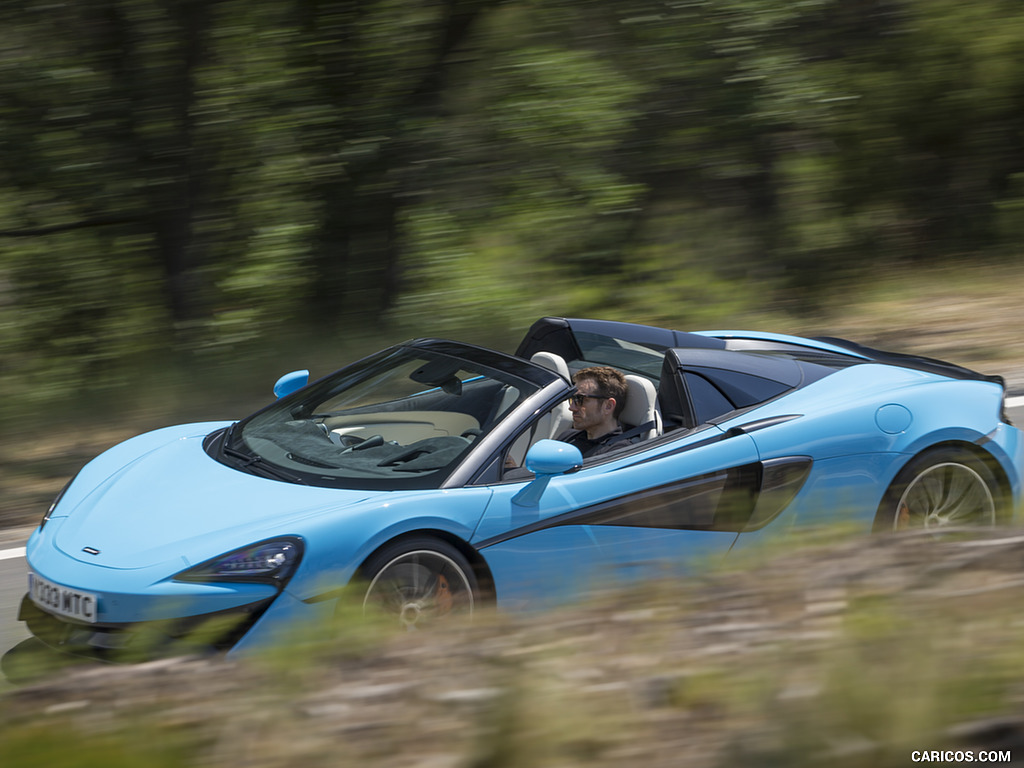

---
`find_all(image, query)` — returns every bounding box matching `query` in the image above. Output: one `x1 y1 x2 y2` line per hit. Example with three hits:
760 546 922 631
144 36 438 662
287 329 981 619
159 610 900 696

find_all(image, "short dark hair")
574 366 628 418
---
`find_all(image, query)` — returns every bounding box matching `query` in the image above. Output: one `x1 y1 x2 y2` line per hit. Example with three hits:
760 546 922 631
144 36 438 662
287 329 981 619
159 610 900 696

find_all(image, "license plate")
28 572 99 624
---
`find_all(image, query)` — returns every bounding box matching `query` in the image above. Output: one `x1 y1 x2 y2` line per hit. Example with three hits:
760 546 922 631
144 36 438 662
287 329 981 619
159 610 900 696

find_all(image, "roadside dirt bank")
3 529 1024 768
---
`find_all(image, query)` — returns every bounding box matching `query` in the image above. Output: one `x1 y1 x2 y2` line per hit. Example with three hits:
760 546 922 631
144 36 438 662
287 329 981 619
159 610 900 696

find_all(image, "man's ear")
604 397 617 415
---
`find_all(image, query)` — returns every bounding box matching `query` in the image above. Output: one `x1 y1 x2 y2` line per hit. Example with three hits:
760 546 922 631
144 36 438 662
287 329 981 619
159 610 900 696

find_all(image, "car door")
470 426 764 609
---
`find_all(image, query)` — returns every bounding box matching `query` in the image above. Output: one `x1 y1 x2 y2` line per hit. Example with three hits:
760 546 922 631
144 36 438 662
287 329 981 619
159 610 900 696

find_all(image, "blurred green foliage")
3 0 1024 418
0 722 197 768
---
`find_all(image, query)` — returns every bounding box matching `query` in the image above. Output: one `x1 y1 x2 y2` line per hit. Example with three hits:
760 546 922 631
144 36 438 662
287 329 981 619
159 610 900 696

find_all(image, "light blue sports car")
16 317 1024 660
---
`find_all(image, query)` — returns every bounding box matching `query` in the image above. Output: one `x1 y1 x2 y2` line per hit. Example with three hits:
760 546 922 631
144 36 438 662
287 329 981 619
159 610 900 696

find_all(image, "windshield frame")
216 339 564 491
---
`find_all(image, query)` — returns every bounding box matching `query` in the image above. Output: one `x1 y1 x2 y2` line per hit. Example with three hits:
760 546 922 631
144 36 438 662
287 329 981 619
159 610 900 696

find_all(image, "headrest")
621 374 657 428
530 351 571 383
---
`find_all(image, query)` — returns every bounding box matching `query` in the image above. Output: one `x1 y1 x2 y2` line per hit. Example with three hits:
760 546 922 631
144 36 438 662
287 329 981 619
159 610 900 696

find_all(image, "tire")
874 447 1001 532
359 536 479 630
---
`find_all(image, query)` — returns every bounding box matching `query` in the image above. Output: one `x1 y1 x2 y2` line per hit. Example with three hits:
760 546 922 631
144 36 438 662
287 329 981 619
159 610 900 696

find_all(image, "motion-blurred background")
6 7 1024 764
3 0 1024 515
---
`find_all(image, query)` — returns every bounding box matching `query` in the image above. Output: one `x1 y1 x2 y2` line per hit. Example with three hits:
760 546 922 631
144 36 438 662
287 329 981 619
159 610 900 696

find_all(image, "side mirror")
513 440 582 507
273 370 309 399
524 439 583 476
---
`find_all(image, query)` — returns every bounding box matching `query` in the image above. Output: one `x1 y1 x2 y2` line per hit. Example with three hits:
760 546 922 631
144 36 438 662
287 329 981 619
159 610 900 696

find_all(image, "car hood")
51 424 374 570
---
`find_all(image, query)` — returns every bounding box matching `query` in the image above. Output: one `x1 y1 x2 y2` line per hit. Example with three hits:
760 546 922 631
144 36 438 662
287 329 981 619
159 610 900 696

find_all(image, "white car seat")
529 352 574 439
620 374 662 441
504 352 576 468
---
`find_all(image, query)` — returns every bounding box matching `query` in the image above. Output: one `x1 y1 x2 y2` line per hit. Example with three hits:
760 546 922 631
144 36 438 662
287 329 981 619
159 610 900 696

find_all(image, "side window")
685 373 735 425
700 369 791 408
502 401 572 472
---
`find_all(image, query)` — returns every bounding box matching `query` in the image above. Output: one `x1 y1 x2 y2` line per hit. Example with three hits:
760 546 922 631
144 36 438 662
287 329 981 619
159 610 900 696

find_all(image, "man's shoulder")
556 426 638 459
600 425 626 443
556 428 585 442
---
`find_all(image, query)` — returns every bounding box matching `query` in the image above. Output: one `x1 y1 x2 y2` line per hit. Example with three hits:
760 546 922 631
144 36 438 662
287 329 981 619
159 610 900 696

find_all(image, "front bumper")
18 591 276 662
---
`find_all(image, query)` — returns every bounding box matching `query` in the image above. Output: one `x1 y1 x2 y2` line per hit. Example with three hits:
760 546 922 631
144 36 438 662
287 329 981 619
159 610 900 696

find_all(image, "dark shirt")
556 425 630 458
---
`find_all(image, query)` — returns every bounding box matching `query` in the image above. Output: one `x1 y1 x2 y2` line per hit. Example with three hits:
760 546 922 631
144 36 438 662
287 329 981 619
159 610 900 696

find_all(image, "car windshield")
229 344 546 489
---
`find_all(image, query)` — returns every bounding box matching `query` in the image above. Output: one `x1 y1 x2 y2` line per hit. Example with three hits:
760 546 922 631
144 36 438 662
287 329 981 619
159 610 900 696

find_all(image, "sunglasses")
567 393 610 407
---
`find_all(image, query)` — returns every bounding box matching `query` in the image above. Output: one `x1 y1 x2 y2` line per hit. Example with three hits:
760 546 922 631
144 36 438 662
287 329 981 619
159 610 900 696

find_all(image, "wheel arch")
916 440 1011 516
354 529 496 604
874 439 1013 531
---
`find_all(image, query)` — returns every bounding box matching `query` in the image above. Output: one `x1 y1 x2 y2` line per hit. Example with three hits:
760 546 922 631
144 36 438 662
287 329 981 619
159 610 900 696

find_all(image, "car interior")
501 318 844 472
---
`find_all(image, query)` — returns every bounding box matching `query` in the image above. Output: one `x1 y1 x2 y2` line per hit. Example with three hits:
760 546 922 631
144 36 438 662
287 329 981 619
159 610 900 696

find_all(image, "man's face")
568 378 613 434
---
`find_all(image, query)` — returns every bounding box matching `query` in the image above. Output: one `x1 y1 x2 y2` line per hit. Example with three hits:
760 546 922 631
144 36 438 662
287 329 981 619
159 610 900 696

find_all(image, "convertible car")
16 317 1024 660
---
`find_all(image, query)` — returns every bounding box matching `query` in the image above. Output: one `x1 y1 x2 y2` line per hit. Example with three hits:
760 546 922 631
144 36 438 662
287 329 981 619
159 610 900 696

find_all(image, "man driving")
557 366 631 458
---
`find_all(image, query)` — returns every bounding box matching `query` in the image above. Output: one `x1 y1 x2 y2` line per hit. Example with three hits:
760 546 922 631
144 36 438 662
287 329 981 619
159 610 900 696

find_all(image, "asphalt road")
0 526 36 657
4 397 1024 673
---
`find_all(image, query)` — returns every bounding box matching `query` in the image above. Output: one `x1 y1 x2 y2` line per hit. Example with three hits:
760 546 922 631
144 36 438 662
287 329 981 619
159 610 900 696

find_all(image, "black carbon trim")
476 464 761 549
720 414 803 434
18 592 274 660
628 426 733 468
476 455 814 549
813 336 1005 385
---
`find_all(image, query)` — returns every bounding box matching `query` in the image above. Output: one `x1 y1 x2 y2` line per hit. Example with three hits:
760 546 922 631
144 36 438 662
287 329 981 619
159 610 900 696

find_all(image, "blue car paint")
473 428 763 606
273 370 309 399
743 369 1019 490
51 439 365 570
29 433 497 612
28 522 281 624
285 486 495 603
16 319 1024 661
47 422 230 525
734 452 904 538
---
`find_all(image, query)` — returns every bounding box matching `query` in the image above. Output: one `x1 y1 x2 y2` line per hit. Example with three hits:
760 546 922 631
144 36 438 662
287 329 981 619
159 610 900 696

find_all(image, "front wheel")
874 448 1001 532
359 537 479 630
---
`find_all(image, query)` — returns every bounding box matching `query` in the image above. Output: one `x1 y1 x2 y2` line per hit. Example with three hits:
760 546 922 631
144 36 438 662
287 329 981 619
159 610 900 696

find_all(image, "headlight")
40 478 73 531
175 538 303 584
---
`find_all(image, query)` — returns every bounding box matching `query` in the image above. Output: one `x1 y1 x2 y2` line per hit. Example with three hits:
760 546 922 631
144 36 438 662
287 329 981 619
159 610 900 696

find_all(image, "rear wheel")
360 537 478 630
875 448 1000 532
